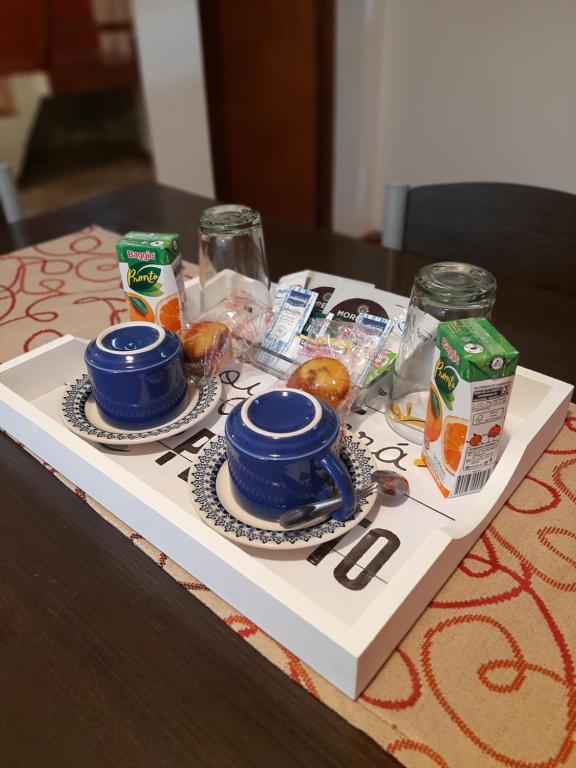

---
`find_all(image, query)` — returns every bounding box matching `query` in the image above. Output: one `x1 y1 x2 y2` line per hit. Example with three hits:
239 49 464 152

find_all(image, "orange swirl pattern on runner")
388 739 451 768
361 650 422 710
421 614 575 767
505 475 561 513
553 458 576 504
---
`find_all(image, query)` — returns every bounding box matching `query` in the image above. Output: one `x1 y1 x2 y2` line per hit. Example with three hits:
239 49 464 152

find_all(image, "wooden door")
200 0 333 229
0 1 46 75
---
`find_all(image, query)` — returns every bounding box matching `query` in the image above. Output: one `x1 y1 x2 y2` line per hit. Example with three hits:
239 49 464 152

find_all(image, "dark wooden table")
0 183 573 768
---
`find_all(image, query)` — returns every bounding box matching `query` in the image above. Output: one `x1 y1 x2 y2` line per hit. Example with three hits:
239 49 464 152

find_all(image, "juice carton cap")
116 232 180 264
436 317 519 381
120 231 179 247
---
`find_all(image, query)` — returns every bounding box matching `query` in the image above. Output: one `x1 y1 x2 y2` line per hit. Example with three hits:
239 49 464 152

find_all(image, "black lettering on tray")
155 451 176 465
372 443 409 472
306 518 373 566
219 369 261 395
333 529 400 590
172 427 216 455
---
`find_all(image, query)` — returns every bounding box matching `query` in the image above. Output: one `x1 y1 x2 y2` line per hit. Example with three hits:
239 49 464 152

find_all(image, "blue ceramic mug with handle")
84 321 188 429
224 388 356 523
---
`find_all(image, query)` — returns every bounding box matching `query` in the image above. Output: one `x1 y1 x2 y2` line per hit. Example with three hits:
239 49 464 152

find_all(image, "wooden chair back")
403 183 576 293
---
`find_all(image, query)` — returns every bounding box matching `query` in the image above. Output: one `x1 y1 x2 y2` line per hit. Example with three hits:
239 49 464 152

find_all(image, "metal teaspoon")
278 470 410 530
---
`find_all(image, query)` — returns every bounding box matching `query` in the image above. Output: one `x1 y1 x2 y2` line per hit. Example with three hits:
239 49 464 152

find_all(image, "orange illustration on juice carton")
116 232 187 333
423 317 518 498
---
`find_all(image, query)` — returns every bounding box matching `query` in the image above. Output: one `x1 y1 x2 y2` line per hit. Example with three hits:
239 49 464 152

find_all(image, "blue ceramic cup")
225 388 356 523
84 321 188 429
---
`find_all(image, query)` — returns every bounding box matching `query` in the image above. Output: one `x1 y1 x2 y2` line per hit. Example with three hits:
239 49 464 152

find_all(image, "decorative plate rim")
60 374 222 444
187 433 377 549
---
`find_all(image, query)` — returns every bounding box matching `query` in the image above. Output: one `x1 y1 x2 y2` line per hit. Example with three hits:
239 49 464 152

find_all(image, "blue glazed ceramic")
84 322 188 428
224 388 356 522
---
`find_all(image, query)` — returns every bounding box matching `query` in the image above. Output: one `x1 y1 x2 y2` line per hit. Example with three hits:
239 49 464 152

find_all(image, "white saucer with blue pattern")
187 433 377 549
60 374 222 445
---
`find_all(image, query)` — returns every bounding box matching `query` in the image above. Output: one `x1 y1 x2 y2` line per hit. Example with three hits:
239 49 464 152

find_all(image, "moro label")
330 298 388 323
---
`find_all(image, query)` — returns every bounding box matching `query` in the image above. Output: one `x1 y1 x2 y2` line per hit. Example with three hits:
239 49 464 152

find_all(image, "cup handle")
319 453 356 522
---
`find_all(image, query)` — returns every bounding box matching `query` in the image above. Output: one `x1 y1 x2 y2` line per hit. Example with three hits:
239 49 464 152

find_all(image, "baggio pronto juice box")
423 317 519 498
116 232 186 332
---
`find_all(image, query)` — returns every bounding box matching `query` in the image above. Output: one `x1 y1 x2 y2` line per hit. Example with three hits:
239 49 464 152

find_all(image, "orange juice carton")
423 317 519 498
116 232 187 332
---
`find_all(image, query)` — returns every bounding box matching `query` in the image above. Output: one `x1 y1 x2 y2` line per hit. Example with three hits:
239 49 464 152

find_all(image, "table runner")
1 228 575 768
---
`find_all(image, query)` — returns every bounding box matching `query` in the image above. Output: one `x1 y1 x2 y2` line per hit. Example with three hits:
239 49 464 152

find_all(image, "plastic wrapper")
276 316 400 421
355 311 405 386
179 292 273 382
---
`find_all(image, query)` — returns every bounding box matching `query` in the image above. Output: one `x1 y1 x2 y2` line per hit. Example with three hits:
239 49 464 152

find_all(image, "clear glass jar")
198 204 271 310
386 262 496 443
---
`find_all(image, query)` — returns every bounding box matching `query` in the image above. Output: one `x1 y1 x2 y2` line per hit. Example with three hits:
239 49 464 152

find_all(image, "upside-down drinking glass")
198 204 271 310
386 262 496 444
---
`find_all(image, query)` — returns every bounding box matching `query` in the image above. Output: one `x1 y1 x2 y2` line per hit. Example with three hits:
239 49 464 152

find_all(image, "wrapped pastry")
287 356 351 410
179 292 273 381
180 320 231 378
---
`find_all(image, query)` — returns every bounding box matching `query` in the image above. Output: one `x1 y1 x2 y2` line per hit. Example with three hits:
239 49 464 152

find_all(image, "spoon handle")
279 483 374 530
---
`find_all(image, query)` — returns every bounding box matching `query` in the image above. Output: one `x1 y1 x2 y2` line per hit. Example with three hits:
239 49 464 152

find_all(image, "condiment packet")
271 271 310 313
261 286 318 357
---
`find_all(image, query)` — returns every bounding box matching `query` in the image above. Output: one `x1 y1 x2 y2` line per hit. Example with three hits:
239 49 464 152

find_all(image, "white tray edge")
0 336 572 698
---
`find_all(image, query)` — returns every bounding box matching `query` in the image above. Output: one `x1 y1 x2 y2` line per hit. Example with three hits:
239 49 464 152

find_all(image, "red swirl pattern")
2 230 575 768
0 226 196 358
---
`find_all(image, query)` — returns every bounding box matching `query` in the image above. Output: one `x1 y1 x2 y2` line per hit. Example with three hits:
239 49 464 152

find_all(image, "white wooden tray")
0 333 572 698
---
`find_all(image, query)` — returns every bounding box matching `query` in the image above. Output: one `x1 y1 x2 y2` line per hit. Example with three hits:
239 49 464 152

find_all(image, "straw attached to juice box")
422 317 519 498
116 232 187 332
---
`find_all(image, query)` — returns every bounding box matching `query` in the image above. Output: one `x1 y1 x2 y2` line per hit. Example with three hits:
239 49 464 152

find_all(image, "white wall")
0 73 51 177
332 0 387 237
333 0 576 236
132 0 214 197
